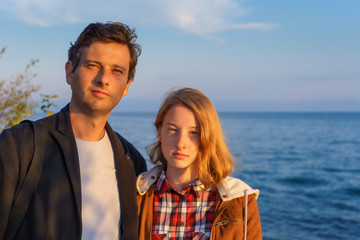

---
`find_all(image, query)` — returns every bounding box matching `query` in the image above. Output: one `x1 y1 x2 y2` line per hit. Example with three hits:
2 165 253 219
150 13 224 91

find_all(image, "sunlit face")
65 42 132 116
159 104 200 175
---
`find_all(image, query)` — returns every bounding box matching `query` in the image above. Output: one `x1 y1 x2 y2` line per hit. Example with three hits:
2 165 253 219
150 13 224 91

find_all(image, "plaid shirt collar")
155 169 211 199
152 169 217 239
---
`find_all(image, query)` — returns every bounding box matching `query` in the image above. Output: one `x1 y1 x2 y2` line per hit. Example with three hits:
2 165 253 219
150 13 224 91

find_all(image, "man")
0 22 147 240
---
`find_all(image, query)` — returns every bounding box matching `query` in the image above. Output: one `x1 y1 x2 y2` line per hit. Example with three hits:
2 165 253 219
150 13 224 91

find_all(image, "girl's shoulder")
217 176 260 201
136 165 163 195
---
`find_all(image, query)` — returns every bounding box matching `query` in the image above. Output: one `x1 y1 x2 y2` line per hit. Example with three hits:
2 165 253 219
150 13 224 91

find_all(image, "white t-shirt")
76 131 121 240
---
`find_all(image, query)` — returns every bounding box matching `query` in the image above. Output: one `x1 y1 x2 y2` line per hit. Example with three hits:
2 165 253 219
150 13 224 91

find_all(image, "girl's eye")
168 128 176 133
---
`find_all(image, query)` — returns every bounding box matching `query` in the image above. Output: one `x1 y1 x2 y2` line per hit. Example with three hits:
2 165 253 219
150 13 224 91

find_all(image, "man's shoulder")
109 128 135 153
1 120 34 141
109 128 148 175
36 112 58 129
1 105 68 143
113 130 126 143
35 104 70 130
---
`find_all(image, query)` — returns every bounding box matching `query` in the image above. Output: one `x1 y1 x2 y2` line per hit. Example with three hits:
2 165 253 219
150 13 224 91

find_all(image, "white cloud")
1 0 82 26
161 0 278 35
1 0 278 35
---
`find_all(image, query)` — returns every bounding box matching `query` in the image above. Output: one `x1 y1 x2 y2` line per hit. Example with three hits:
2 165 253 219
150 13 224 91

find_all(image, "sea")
107 112 360 240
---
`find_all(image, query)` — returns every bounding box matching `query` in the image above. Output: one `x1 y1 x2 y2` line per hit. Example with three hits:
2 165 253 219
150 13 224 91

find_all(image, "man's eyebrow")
113 64 127 71
83 60 101 65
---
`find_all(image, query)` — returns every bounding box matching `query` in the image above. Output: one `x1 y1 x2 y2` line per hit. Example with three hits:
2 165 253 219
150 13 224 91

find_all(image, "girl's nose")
175 132 187 149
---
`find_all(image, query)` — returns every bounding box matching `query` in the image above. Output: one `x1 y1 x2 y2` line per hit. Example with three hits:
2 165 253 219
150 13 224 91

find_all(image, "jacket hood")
136 165 259 201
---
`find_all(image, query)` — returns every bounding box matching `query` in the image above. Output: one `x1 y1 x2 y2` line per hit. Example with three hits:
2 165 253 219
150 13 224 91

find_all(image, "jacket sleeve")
246 193 263 240
0 123 35 239
0 128 20 239
137 186 154 240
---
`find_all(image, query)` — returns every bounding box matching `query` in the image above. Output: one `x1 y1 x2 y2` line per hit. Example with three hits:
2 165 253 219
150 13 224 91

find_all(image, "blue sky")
1 0 359 111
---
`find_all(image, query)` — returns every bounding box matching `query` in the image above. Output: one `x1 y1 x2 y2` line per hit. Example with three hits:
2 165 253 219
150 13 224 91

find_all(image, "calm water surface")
108 112 360 240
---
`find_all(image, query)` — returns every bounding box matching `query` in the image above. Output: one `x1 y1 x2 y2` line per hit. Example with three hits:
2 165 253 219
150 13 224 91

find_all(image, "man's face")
66 42 132 117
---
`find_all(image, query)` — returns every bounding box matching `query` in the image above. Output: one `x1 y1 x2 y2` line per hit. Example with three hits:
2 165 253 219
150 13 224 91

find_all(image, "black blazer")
0 105 147 240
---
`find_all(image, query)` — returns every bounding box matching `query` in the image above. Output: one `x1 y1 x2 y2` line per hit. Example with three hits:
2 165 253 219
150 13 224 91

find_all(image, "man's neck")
69 108 110 142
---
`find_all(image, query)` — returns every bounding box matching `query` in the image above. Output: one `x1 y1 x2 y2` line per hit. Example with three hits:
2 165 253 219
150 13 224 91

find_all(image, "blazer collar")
55 103 72 136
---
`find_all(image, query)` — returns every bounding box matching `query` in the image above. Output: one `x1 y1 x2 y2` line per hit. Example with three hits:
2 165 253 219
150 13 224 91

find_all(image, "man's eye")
86 64 99 69
113 69 124 74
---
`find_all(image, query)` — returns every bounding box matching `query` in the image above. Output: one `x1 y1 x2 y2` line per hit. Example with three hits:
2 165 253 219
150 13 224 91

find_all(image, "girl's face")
159 104 200 174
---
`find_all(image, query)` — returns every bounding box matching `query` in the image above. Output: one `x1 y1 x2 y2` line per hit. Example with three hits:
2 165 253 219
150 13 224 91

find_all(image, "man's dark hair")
68 22 141 82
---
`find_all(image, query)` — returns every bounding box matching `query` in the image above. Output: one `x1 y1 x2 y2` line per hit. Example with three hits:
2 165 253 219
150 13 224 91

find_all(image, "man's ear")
65 61 74 85
122 78 133 97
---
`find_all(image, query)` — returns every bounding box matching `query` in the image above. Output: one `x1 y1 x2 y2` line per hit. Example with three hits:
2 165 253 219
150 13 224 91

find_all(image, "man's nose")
95 68 110 86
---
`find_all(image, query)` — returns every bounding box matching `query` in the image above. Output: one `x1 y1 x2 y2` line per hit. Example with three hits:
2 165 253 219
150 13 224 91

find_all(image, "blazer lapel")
51 105 82 221
106 123 138 240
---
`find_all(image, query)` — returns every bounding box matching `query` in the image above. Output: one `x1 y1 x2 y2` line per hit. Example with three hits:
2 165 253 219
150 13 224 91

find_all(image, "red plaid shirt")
152 170 217 240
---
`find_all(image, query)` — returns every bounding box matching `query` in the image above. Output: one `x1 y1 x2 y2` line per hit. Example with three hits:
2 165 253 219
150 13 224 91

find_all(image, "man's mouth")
92 89 109 97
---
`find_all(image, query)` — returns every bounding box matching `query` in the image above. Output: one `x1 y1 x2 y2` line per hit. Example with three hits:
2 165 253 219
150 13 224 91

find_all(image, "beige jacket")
137 165 262 240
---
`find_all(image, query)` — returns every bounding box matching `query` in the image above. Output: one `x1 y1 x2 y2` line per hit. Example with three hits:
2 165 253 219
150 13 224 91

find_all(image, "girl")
137 88 262 240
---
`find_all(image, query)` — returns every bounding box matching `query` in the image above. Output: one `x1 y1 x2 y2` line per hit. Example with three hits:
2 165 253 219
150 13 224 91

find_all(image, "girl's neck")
165 165 198 192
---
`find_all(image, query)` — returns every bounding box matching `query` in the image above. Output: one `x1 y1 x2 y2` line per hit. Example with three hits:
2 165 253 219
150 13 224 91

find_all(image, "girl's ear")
157 129 161 142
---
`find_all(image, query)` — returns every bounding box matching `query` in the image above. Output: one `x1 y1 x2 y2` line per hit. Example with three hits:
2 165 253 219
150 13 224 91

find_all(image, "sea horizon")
34 98 360 114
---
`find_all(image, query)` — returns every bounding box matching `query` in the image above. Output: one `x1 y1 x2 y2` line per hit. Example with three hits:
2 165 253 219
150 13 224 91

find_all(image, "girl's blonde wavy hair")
147 87 234 189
